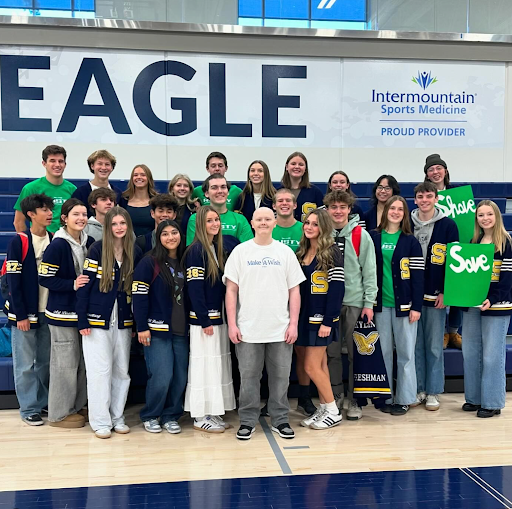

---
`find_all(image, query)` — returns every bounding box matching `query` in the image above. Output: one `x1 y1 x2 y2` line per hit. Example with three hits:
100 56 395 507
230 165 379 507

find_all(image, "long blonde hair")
168 173 196 207
280 152 311 189
238 160 276 211
122 164 158 201
296 209 335 272
473 200 512 254
99 207 135 294
186 206 225 283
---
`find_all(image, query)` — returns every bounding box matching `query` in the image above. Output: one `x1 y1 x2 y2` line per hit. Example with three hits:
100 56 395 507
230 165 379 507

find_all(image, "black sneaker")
379 404 392 414
462 402 481 412
271 423 295 439
477 408 501 418
260 403 269 417
390 404 409 416
22 414 43 426
297 398 317 417
236 425 255 440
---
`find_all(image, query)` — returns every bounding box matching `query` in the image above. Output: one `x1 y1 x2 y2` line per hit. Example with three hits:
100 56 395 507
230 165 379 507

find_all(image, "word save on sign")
437 185 476 243
444 242 494 307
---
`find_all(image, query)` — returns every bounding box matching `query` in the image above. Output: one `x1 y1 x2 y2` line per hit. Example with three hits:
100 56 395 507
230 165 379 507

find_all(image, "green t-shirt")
381 230 401 308
14 177 77 234
272 222 303 253
191 185 242 212
186 209 254 245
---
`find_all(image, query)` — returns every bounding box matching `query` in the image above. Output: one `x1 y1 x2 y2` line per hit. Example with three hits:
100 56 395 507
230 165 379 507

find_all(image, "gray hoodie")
411 207 446 259
84 216 104 242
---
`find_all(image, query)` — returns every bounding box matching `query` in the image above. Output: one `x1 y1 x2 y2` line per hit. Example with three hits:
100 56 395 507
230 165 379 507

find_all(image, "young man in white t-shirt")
224 207 305 440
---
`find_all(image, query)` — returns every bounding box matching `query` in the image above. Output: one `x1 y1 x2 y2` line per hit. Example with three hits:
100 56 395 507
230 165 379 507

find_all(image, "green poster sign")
437 185 476 243
444 242 494 307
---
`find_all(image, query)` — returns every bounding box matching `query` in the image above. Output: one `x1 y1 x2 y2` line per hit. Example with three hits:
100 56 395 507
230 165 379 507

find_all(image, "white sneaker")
310 409 342 430
163 421 181 434
143 419 162 433
347 400 363 421
211 415 232 429
95 428 112 439
300 408 323 428
410 392 427 407
426 394 440 411
194 415 225 433
114 423 130 434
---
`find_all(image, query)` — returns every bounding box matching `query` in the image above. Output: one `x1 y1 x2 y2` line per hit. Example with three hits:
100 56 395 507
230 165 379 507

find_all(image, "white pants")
82 324 131 431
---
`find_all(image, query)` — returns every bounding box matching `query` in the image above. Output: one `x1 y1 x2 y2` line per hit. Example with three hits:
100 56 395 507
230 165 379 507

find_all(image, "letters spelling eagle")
353 330 380 356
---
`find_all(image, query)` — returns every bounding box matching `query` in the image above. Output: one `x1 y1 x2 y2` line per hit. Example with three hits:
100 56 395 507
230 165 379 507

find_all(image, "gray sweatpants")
236 341 292 428
327 305 362 400
48 325 87 423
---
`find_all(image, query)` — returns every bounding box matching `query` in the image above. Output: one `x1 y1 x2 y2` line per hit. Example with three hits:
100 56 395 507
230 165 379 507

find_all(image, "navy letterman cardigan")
412 216 459 306
234 192 274 225
370 230 425 317
277 184 324 222
71 182 122 218
38 236 95 327
464 238 512 316
135 230 154 254
184 242 225 328
299 246 345 331
4 230 53 328
76 241 142 330
178 204 194 236
132 255 188 335
363 206 379 231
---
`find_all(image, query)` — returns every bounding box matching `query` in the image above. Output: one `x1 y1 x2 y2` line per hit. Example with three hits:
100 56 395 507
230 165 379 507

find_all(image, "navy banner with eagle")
352 319 391 398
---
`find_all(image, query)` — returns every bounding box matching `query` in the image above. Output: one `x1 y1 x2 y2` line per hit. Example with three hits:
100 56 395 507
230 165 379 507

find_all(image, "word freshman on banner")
437 185 476 243
444 242 494 307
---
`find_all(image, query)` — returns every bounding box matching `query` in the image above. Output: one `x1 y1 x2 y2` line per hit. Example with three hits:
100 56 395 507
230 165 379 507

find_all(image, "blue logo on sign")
412 71 438 90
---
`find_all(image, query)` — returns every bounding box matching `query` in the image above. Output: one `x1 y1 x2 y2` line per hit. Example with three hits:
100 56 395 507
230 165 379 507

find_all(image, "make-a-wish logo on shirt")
247 257 282 267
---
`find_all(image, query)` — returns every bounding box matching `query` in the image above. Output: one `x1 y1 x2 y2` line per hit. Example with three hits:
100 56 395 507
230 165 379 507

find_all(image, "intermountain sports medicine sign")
373 71 474 138
341 60 505 149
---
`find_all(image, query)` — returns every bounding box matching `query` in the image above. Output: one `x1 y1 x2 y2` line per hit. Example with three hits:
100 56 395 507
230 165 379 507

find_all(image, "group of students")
5 145 512 442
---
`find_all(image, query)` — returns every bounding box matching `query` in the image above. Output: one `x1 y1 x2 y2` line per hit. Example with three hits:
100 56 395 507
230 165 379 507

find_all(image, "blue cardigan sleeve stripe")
132 256 153 333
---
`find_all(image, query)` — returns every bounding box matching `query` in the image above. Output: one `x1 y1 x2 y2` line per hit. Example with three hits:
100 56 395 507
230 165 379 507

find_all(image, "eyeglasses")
377 186 392 192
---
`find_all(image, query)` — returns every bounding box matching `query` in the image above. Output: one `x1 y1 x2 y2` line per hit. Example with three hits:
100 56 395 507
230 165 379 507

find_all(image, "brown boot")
49 414 86 428
449 332 462 350
443 333 450 349
78 408 89 423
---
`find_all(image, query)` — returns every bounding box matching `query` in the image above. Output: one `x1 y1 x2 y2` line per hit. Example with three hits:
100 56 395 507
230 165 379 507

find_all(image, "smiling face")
414 191 438 215
132 167 148 188
205 177 228 207
171 179 191 200
63 205 88 232
151 206 176 226
205 211 221 238
273 192 296 219
376 178 393 204
327 201 350 229
477 205 496 231
329 174 349 192
387 200 405 226
303 213 320 240
111 214 128 239
249 163 265 186
160 225 181 254
426 164 446 185
91 157 114 180
43 153 66 179
286 156 306 180
251 208 276 235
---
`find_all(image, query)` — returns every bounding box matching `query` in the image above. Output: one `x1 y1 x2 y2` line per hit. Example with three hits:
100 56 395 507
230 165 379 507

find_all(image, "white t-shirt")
223 239 305 343
253 193 262 209
32 232 51 312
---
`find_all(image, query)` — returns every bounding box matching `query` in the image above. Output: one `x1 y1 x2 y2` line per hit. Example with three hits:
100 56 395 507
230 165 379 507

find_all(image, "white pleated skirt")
184 324 236 418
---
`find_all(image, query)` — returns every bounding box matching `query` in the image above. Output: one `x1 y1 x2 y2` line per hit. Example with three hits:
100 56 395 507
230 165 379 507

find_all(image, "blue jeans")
462 308 510 410
416 306 446 395
11 313 51 418
140 334 189 424
447 306 462 334
375 307 418 406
